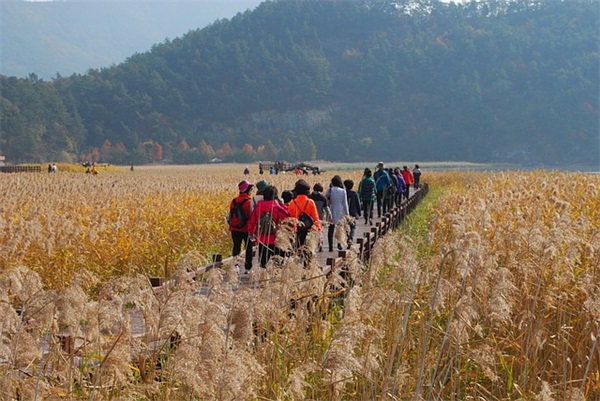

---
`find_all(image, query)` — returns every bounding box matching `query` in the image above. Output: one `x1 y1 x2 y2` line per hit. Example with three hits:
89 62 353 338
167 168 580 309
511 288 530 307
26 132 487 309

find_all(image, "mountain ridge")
1 0 598 166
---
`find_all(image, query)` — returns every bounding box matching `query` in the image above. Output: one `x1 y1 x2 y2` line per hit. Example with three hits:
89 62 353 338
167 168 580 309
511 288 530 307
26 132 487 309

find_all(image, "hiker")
393 168 406 205
413 164 422 189
247 185 290 268
373 162 391 218
386 167 398 210
281 190 295 208
358 168 376 225
344 179 361 247
252 179 269 209
288 179 322 252
401 166 414 200
243 166 250 175
325 175 349 252
228 180 254 273
308 183 331 223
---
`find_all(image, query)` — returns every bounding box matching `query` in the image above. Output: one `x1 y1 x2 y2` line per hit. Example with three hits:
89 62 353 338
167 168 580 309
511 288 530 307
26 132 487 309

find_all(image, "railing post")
212 254 223 269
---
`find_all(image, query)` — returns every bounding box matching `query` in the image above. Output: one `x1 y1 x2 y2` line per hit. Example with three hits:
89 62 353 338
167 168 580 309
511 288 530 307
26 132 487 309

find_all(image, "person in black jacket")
344 179 361 248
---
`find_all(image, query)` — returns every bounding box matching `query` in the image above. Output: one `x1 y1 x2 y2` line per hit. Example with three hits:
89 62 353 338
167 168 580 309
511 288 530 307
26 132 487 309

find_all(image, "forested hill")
1 0 598 167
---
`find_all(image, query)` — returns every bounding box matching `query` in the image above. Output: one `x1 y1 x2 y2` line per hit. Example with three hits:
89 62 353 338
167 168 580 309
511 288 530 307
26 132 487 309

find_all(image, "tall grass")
0 168 597 400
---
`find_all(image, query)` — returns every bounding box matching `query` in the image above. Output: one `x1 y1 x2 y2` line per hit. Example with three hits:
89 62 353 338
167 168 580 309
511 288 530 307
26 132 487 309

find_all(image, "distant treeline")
1 0 598 166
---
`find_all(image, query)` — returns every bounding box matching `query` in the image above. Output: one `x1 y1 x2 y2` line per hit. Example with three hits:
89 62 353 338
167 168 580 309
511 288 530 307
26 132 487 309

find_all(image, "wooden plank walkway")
154 187 426 288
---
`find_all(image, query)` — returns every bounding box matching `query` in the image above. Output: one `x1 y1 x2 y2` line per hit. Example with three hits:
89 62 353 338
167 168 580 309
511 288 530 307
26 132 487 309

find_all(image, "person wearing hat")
373 162 391 218
252 179 269 210
229 180 254 272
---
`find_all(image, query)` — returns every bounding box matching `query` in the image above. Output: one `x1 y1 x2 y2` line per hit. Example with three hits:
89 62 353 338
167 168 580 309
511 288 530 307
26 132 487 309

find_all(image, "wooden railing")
326 183 429 273
0 165 42 173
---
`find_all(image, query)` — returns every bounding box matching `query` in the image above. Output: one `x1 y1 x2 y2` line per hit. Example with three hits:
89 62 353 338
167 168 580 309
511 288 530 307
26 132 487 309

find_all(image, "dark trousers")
327 224 336 251
386 189 395 211
257 243 276 268
376 191 385 217
362 200 374 223
348 221 356 243
231 231 253 270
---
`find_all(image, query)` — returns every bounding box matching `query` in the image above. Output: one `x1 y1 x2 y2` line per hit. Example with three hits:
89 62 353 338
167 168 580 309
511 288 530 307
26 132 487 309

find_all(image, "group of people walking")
228 163 422 273
359 162 421 225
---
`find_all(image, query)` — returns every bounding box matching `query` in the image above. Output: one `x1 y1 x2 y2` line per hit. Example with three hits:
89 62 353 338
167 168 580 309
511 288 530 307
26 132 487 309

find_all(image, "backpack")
258 211 277 235
360 178 375 199
228 198 249 228
294 200 314 232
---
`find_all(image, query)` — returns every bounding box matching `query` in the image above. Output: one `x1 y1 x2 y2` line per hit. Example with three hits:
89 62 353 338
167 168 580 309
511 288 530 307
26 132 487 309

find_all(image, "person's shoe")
329 247 333 252
244 268 251 274
337 243 343 250
369 218 373 226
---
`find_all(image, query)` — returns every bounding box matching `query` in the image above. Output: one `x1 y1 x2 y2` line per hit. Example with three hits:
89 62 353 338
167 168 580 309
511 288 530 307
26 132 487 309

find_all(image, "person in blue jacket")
373 162 391 218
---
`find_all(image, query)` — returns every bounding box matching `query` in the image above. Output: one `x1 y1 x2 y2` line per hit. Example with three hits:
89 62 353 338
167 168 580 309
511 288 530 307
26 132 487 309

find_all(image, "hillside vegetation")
1 0 598 166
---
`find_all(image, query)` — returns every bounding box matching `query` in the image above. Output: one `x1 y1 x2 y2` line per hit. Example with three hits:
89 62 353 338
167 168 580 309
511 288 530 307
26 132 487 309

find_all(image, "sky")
1 0 265 78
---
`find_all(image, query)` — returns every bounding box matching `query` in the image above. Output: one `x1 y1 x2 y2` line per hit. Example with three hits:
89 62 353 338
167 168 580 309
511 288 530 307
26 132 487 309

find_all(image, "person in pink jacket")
247 185 290 269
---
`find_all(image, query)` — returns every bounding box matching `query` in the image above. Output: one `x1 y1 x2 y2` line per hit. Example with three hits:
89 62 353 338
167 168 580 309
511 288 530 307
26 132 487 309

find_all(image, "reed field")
0 165 598 400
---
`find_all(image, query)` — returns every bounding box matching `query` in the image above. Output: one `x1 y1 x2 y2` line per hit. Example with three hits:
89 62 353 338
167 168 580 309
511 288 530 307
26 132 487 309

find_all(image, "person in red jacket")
247 185 290 269
401 166 414 200
229 180 254 272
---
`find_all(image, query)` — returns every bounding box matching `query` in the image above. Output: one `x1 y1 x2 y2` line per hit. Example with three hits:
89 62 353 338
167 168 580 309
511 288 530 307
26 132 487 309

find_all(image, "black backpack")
258 211 277 235
228 198 249 228
294 200 314 232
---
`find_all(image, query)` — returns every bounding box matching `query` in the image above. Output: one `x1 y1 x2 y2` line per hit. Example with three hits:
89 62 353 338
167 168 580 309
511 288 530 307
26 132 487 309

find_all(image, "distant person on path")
393 168 406 205
243 166 250 175
309 183 331 223
344 179 361 248
325 175 349 252
358 168 376 225
373 162 391 218
386 167 398 210
51 163 57 173
48 164 52 173
308 183 329 252
247 185 290 268
228 180 254 272
413 164 422 189
401 166 414 200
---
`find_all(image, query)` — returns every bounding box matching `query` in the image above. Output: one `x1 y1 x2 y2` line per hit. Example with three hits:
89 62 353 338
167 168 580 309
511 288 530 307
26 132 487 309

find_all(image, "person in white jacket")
325 175 349 252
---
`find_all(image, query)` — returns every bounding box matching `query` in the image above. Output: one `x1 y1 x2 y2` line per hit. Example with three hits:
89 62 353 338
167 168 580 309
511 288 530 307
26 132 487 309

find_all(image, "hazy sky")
1 0 265 78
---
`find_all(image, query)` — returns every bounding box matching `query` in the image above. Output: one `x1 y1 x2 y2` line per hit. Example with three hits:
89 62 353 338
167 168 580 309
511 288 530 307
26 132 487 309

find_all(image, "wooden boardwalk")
170 186 426 285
